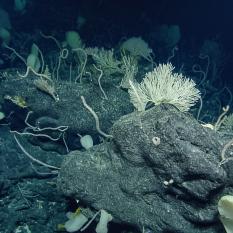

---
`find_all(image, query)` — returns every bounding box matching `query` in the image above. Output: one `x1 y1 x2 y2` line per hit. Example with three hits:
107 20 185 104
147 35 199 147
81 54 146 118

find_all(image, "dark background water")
1 0 233 85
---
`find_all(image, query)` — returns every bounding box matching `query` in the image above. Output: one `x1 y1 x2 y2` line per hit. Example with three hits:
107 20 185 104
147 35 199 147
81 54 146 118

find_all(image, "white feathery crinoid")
129 63 201 112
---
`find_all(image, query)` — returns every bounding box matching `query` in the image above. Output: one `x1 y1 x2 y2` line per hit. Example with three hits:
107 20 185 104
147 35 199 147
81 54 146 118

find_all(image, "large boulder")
57 104 228 233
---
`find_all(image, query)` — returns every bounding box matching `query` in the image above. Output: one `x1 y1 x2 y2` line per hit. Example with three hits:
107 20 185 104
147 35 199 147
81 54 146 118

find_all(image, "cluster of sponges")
59 208 112 233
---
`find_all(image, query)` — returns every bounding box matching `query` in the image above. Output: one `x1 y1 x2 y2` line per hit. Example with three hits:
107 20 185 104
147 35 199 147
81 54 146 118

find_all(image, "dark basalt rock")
57 104 228 233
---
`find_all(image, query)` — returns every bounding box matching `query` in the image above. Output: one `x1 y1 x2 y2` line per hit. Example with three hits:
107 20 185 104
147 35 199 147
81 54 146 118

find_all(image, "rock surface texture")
58 105 229 233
